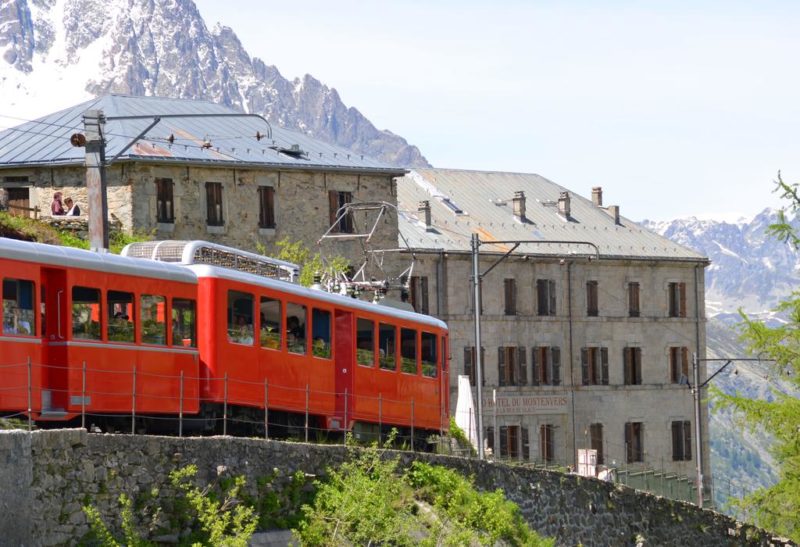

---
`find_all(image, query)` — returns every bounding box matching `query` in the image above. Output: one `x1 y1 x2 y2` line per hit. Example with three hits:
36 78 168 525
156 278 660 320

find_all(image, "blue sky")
194 0 800 221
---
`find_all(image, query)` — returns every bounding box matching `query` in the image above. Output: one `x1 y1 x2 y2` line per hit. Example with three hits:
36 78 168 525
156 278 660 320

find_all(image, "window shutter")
517 346 527 386
522 426 530 460
601 347 609 385
206 182 214 223
328 190 339 229
684 421 692 460
536 280 545 315
464 347 474 383
531 347 540 386
681 347 689 378
498 347 506 386
552 347 561 385
625 423 632 463
500 426 508 456
581 348 589 385
480 347 486 386
420 277 429 315
635 348 642 384
672 421 681 460
679 282 687 318
410 277 419 312
624 348 632 385
549 280 557 316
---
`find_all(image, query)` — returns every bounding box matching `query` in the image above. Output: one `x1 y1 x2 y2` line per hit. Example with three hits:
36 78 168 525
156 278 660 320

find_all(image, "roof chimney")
512 191 526 221
607 205 620 224
558 191 571 218
592 187 603 207
418 200 432 230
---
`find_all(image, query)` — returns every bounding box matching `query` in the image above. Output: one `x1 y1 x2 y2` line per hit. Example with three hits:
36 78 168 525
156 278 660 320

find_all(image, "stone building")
0 95 405 261
397 168 710 496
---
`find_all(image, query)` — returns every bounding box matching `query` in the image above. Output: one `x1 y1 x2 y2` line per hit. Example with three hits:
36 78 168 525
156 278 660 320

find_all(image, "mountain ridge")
0 0 430 168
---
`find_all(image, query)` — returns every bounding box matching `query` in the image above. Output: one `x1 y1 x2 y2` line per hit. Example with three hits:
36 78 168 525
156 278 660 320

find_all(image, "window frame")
504 278 516 316
2 277 36 336
205 181 224 226
625 422 644 463
623 346 642 385
155 177 175 223
671 420 692 461
258 185 276 229
586 280 599 317
536 279 556 316
328 190 354 234
628 282 640 317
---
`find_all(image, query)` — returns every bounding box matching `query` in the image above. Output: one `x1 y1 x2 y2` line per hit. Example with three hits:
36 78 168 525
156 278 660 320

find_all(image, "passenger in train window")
287 315 306 354
232 315 253 345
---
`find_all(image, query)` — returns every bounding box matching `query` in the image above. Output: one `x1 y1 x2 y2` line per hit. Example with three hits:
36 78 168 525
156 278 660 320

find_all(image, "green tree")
294 433 552 546
260 237 349 288
713 173 800 541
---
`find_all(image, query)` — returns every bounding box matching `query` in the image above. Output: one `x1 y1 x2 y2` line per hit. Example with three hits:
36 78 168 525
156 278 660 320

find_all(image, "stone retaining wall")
0 430 789 546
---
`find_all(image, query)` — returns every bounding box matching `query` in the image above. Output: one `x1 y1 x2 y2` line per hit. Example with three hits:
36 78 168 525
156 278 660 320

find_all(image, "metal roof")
0 95 406 176
397 168 707 262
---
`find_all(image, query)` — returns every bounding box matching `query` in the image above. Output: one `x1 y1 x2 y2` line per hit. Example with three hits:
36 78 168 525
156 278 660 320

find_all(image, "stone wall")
0 430 786 546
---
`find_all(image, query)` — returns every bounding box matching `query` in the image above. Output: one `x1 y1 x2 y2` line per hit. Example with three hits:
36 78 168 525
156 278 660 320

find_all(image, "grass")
0 212 151 253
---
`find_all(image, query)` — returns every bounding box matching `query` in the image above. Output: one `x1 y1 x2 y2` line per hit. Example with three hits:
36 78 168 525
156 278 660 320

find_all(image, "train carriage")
186 261 449 436
1 237 450 441
0 238 201 421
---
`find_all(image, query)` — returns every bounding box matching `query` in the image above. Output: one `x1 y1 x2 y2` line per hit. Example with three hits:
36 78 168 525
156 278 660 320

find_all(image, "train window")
2 278 35 336
311 309 332 359
228 290 254 345
421 332 437 378
72 286 101 340
442 337 448 371
356 318 375 367
378 323 396 370
401 328 418 374
107 291 134 343
259 296 281 350
286 302 307 354
141 294 167 345
172 299 196 347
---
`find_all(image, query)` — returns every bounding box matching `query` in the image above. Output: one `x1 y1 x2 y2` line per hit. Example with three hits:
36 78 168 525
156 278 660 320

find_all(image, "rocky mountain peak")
643 209 800 317
0 0 430 168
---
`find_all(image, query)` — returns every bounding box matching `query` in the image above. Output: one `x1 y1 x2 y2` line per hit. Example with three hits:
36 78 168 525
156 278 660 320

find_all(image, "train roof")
187 264 448 331
0 237 198 284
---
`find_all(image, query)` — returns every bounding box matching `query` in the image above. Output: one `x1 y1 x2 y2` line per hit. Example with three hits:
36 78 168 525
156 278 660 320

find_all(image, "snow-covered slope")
0 0 430 167
643 208 800 318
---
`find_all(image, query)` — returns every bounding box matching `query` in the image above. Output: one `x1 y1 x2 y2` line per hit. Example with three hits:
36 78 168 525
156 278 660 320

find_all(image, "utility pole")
690 355 769 508
83 110 109 251
471 233 485 459
692 352 704 507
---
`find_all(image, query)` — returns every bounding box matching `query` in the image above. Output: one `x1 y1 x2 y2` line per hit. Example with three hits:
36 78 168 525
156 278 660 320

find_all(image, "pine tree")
714 173 800 541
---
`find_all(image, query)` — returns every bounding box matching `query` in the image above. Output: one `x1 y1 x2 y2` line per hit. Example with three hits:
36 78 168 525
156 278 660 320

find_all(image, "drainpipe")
567 260 577 467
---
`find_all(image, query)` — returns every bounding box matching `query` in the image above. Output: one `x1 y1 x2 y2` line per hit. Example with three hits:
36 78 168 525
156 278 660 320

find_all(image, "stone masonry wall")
0 430 788 546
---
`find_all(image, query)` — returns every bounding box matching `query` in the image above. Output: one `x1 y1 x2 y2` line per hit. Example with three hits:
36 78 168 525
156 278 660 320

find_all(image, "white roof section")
397 168 708 263
0 237 198 284
188 264 448 331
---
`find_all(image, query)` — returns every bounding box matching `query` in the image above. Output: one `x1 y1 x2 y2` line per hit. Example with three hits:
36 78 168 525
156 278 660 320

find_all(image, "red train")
0 237 449 442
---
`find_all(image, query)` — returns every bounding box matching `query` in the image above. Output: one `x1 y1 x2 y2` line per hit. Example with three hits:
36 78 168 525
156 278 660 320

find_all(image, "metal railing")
0 358 447 451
